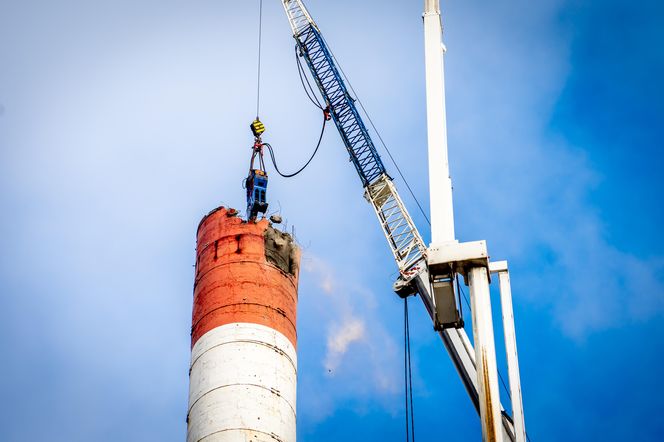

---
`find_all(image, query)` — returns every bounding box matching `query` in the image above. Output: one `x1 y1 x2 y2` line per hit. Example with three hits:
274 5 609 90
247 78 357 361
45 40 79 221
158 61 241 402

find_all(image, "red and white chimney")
187 207 300 442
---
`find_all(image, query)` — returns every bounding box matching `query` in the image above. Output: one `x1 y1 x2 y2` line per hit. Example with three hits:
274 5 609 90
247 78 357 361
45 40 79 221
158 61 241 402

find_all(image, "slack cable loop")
265 113 327 178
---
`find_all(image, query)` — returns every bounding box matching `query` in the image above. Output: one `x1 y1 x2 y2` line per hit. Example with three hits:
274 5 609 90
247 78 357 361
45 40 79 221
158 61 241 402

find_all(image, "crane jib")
295 24 386 187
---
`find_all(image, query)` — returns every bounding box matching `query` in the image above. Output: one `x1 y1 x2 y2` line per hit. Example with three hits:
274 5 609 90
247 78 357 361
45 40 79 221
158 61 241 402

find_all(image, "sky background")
1 0 663 441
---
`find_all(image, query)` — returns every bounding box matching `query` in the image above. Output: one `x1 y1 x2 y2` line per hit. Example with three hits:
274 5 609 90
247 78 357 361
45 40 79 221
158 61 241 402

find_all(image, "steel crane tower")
280 1 527 440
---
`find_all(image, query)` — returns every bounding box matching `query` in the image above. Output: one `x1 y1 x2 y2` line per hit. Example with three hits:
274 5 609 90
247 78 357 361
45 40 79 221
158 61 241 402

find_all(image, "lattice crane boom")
283 0 426 276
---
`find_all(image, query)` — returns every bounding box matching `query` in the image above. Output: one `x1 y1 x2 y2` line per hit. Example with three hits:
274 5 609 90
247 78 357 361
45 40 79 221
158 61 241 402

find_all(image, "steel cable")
255 0 263 118
404 297 416 442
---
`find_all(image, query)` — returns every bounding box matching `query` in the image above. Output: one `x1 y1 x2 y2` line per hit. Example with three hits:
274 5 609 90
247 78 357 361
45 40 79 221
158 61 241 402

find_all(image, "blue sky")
0 0 662 441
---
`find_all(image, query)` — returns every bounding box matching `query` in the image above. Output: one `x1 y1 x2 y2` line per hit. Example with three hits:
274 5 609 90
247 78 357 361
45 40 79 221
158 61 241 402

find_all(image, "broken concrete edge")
264 225 300 277
197 206 300 277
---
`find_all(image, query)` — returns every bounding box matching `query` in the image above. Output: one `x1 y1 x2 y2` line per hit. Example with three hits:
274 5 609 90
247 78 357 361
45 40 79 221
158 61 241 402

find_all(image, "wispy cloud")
324 317 365 372
300 254 402 418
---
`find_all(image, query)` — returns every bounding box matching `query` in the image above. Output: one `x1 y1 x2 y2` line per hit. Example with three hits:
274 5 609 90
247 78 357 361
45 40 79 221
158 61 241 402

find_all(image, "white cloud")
299 253 402 421
324 317 366 372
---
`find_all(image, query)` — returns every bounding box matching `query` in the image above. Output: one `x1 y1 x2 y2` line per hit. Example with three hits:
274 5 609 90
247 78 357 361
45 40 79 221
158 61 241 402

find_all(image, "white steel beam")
423 0 455 244
468 266 504 442
413 271 515 441
491 262 527 442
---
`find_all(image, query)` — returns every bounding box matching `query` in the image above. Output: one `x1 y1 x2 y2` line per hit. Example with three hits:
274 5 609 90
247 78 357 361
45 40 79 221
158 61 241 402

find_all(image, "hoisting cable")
255 0 264 118
404 297 416 442
264 111 328 178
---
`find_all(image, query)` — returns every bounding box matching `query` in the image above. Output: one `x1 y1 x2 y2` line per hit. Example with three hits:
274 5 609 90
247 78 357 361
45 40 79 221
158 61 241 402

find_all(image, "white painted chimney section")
187 323 297 442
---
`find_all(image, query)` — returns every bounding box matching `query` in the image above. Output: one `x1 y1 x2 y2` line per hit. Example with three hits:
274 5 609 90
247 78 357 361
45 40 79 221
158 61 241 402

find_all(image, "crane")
278 1 527 441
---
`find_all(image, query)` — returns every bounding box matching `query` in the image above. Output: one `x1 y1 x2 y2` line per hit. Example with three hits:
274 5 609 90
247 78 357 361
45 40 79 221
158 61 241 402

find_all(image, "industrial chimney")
187 207 300 442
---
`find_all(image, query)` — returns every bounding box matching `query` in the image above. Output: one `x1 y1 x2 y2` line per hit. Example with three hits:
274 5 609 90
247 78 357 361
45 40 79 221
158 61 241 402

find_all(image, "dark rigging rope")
404 297 416 442
255 0 263 118
295 45 324 110
265 115 327 178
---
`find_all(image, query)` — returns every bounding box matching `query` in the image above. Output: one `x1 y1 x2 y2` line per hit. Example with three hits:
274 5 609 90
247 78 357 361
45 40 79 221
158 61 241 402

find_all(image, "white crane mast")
424 2 526 440
423 0 456 244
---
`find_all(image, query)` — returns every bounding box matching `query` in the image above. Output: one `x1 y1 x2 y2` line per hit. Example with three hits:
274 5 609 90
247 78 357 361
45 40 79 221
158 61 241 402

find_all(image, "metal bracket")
428 240 490 282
